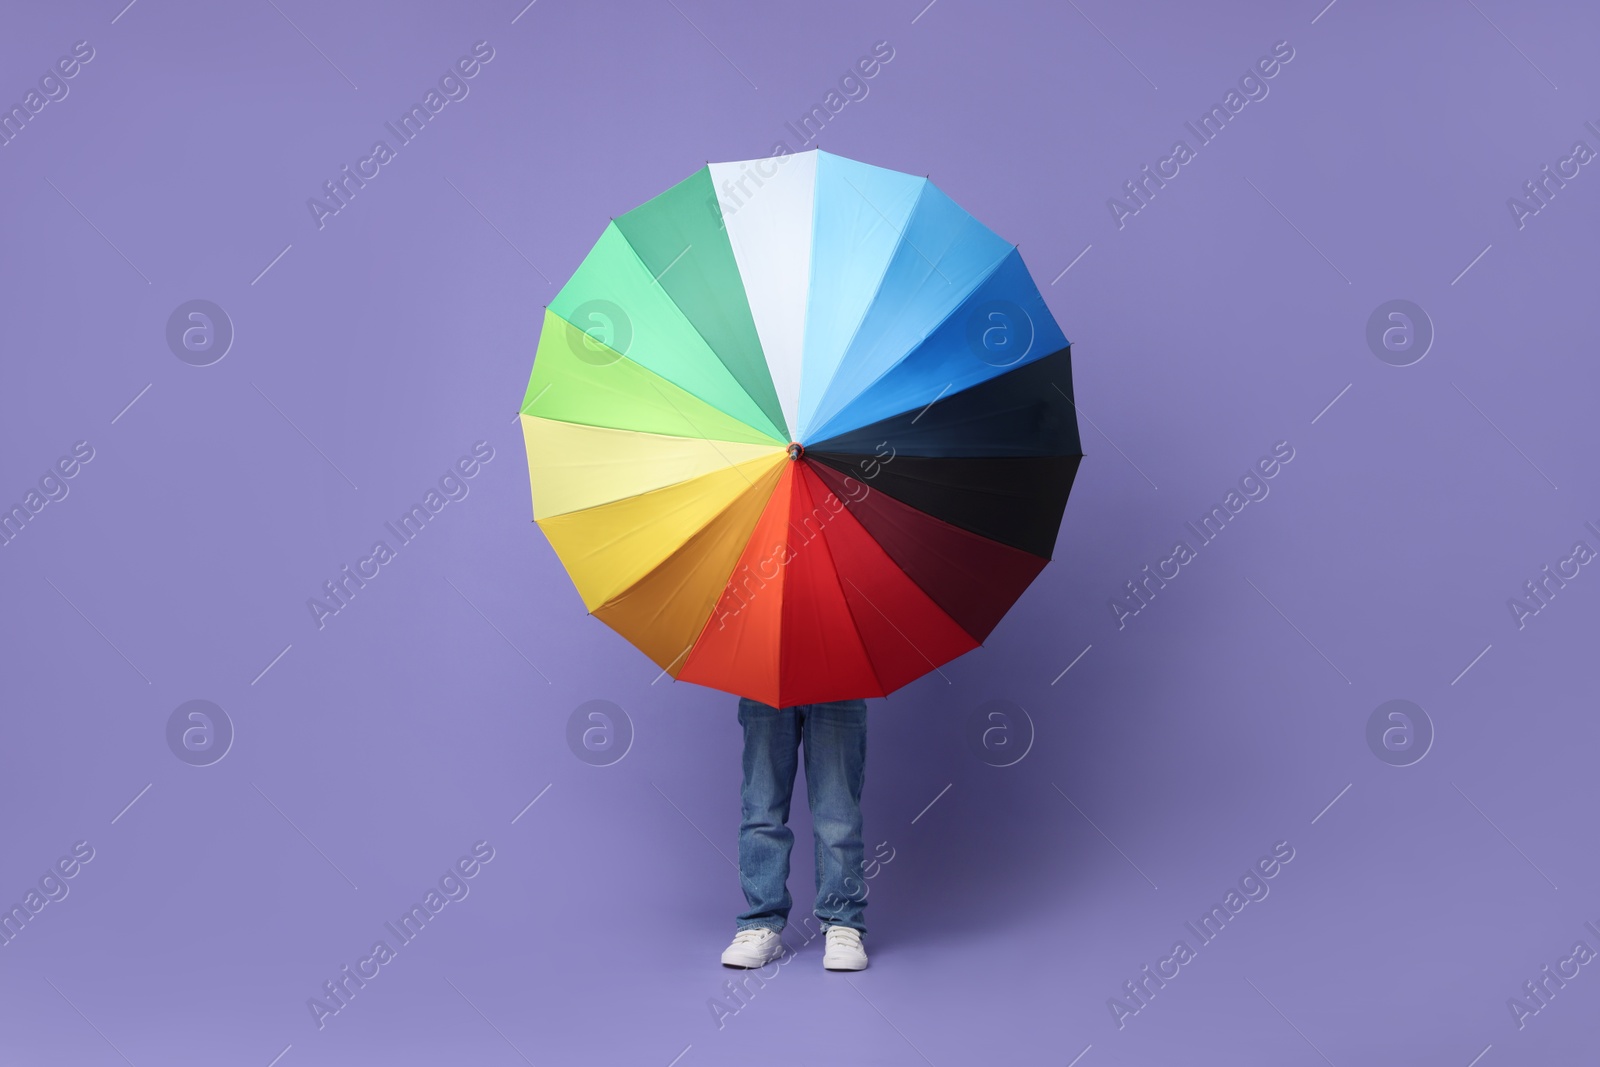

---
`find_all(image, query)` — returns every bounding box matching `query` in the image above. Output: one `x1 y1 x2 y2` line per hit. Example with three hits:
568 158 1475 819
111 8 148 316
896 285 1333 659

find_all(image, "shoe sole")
823 959 868 971
721 950 786 969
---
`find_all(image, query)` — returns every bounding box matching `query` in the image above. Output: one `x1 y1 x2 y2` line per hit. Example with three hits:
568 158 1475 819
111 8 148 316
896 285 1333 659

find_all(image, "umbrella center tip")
787 442 805 461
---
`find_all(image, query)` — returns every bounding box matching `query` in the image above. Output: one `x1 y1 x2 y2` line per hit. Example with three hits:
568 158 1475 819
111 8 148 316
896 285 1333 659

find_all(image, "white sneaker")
721 926 785 968
822 925 868 971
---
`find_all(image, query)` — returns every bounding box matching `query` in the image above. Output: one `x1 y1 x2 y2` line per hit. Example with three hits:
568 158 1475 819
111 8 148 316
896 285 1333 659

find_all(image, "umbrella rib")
649 243 693 285
840 575 951 683
650 641 696 685
806 246 1020 442
800 180 932 440
808 461 991 647
838 173 949 285
807 529 889 698
1050 381 1151 488
609 223 790 442
639 376 775 487
638 464 787 688
805 346 1077 456
778 480 888 698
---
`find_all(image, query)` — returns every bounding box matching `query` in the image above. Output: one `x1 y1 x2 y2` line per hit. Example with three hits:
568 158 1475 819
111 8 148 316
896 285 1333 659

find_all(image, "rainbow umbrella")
520 150 1081 707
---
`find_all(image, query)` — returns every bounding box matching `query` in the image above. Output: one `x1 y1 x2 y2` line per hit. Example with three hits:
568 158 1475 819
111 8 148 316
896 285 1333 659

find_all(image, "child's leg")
801 699 869 935
735 697 802 931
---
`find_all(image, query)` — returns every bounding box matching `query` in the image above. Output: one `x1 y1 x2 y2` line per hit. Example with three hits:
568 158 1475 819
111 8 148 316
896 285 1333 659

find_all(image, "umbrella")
520 150 1081 707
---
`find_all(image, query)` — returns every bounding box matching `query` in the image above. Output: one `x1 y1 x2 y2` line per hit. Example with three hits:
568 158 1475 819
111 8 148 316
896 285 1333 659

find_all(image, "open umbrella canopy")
520 149 1081 708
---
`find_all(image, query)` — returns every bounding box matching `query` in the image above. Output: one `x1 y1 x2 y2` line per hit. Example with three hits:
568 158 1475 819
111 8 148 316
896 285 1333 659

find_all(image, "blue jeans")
735 697 868 936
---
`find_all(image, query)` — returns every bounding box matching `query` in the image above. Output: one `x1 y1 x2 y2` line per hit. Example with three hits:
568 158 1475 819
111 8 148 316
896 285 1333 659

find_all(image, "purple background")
2 0 1596 1063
